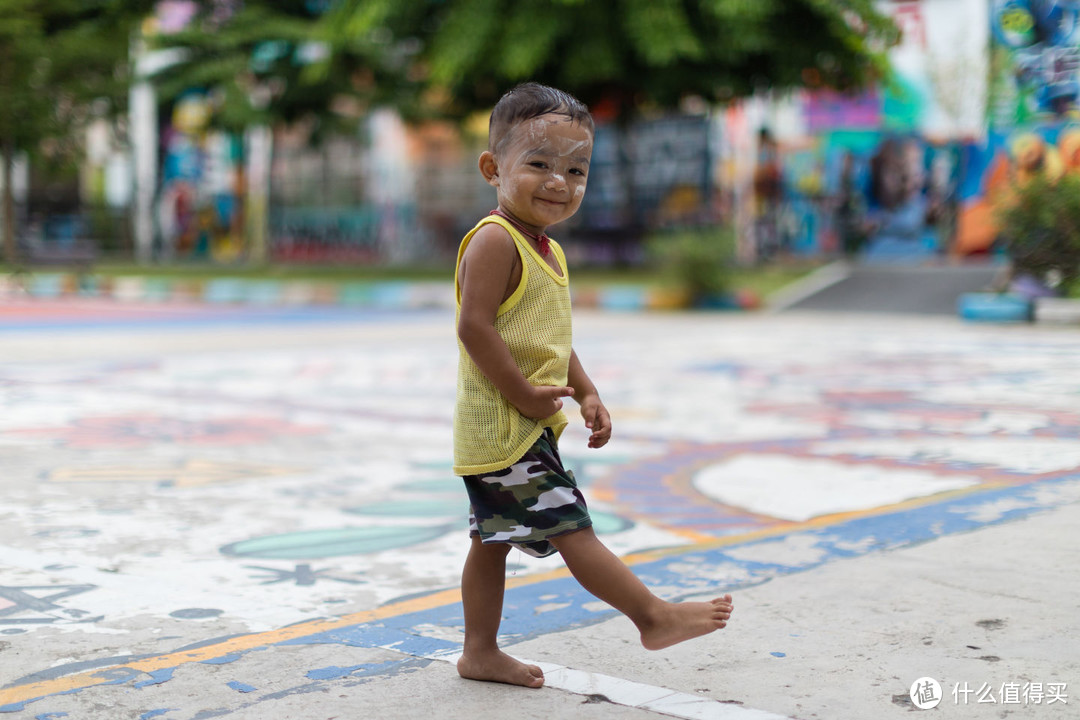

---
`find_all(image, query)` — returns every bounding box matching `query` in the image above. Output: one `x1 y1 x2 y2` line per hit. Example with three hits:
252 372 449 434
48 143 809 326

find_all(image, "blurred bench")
21 239 98 267
19 214 99 268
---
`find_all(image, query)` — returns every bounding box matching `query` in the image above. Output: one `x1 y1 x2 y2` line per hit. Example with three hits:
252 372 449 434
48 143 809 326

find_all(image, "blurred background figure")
752 127 784 262
864 137 940 261
834 151 869 258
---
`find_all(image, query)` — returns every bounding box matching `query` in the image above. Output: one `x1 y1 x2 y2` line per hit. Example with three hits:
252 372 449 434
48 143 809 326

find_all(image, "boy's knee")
549 526 597 550
472 537 513 557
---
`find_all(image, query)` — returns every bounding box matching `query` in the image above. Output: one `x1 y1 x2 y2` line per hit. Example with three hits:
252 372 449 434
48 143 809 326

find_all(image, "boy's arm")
457 225 573 419
569 349 611 449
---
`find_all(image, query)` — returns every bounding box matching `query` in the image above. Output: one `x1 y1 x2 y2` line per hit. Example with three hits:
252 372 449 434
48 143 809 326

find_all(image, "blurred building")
123 0 1004 267
12 0 1080 267
727 0 990 265
732 0 1080 266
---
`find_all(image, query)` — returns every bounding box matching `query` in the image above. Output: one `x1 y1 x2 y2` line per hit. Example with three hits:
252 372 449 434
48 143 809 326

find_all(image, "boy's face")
482 113 593 234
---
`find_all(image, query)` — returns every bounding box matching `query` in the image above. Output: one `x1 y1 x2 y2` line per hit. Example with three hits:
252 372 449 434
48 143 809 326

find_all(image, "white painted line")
433 653 793 720
535 662 674 706
764 260 852 312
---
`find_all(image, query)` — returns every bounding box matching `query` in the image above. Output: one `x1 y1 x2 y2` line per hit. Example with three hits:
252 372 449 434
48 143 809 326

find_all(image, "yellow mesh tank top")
453 215 572 475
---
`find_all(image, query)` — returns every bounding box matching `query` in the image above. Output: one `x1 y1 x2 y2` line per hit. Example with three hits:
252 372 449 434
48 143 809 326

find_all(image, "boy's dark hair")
488 82 594 154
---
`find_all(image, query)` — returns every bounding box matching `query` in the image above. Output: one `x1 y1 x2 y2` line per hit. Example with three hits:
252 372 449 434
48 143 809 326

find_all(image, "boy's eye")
528 161 547 169
570 168 586 176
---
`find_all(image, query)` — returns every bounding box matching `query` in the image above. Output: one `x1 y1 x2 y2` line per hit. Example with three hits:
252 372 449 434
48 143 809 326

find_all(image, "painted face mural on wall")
993 0 1080 116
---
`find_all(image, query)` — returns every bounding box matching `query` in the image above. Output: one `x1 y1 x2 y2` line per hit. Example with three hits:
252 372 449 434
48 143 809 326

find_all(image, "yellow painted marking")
0 587 463 707
666 527 718 544
0 480 1005 707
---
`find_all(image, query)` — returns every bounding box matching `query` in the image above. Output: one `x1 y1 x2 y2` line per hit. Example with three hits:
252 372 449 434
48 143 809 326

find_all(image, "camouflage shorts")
462 428 592 558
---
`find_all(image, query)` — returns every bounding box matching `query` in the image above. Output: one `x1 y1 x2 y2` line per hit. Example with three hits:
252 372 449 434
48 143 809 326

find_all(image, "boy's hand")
516 385 574 419
579 395 611 449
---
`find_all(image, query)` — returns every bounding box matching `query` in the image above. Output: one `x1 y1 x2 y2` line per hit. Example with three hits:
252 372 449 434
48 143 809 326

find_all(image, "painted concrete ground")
0 301 1078 718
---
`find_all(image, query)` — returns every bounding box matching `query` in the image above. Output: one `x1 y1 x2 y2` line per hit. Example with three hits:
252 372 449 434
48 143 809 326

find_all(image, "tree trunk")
244 125 272 265
2 138 15 266
1 34 16 267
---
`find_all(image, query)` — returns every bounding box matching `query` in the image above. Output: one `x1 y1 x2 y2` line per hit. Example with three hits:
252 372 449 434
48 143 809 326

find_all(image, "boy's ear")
479 151 499 187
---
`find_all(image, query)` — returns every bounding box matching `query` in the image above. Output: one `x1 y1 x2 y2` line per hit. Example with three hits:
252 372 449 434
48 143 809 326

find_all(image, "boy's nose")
545 173 567 191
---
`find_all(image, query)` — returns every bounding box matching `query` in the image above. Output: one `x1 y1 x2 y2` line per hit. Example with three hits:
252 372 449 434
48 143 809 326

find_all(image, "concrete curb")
0 272 761 313
1034 296 1080 324
958 292 1080 325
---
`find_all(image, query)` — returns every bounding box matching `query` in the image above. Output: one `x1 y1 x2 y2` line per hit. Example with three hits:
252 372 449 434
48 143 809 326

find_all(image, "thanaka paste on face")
488 113 593 234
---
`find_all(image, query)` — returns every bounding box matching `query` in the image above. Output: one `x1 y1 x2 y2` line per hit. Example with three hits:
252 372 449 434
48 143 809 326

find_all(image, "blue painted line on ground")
199 654 244 666
305 661 400 681
281 474 1079 658
133 669 175 689
3 475 1077 713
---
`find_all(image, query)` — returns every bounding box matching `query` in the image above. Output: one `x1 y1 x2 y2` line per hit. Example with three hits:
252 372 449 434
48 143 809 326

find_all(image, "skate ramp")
776 262 1004 316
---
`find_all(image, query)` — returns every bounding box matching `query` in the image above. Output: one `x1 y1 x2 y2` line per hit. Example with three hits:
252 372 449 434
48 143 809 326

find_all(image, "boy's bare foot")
457 649 545 688
639 594 734 651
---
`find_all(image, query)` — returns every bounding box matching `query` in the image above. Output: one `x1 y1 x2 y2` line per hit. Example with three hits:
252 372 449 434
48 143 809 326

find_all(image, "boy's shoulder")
458 219 522 286
466 218 518 254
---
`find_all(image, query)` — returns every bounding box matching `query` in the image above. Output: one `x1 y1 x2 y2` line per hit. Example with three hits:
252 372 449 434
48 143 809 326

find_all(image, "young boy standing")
454 83 733 689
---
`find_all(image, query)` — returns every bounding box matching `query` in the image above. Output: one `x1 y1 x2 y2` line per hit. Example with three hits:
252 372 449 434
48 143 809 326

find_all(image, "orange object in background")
953 150 1012 256
954 201 998 255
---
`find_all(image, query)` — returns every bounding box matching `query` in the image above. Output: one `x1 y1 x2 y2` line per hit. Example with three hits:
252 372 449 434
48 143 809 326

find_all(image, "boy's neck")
490 209 551 257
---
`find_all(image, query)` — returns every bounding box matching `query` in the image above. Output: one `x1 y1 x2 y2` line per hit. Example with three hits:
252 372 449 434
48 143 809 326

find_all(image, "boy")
454 83 733 689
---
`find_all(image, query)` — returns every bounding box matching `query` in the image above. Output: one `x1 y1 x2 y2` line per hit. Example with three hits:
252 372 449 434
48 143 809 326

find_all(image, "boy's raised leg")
457 537 545 688
550 528 733 650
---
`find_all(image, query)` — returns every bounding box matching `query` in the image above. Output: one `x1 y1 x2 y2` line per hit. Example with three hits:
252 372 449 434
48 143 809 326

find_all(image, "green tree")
324 0 899 119
151 0 897 129
147 1 392 136
0 0 154 264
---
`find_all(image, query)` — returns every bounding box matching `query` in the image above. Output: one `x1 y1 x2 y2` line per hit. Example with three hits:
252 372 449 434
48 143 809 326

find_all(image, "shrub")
994 173 1080 295
647 226 733 301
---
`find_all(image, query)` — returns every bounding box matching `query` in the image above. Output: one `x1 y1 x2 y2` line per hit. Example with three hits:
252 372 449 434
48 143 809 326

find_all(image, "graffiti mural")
730 0 986 261
955 122 1080 254
156 93 245 262
953 0 1080 255
990 0 1080 123
763 130 959 260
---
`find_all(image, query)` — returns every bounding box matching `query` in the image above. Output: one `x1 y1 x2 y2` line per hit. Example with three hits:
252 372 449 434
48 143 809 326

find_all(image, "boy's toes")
526 665 545 688
711 595 734 611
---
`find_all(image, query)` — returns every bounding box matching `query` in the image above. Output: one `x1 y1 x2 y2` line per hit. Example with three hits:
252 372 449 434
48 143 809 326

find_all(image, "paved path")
0 301 1077 719
783 262 1003 315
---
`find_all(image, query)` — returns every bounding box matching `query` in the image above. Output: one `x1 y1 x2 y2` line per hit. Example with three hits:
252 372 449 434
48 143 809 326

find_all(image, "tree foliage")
0 0 154 158
148 0 898 131
147 0 408 138
0 0 155 262
323 0 900 119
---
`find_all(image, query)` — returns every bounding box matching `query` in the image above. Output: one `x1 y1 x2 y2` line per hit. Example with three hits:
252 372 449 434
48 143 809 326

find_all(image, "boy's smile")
480 113 594 237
